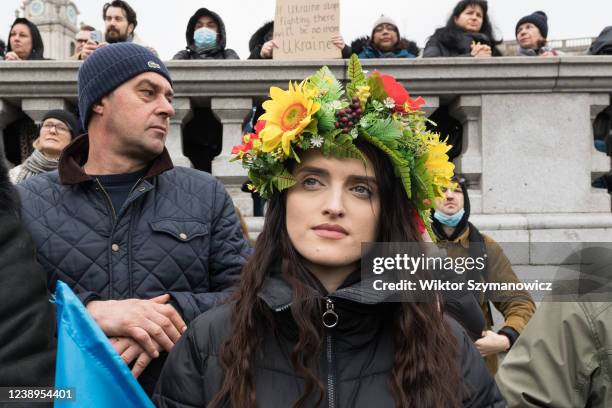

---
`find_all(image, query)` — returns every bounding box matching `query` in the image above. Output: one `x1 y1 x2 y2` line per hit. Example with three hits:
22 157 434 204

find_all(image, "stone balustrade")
1 57 611 250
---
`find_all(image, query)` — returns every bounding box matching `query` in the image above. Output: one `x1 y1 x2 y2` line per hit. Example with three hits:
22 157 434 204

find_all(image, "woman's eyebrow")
295 166 329 176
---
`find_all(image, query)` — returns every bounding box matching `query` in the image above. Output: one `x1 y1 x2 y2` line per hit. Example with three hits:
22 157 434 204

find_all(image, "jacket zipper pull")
322 298 338 328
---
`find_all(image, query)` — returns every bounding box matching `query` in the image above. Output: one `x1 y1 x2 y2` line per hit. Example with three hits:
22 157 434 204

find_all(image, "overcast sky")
2 0 611 59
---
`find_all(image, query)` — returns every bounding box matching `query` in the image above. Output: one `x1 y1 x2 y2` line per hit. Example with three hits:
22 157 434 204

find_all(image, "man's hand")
474 330 510 356
80 40 99 60
4 51 21 61
111 337 160 378
260 40 278 59
331 35 346 50
86 294 186 357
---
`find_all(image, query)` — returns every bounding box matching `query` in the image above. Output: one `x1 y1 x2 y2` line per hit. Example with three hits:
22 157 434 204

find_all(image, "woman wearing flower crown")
153 56 505 408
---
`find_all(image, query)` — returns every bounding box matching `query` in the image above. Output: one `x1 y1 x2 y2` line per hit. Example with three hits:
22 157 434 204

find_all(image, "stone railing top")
1 57 612 103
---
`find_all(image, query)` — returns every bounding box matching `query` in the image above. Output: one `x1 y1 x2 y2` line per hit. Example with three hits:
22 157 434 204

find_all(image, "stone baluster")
210 97 253 216
450 95 482 213
167 97 193 168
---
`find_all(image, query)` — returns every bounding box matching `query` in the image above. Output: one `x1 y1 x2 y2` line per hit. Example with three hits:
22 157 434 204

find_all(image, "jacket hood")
0 159 18 216
7 17 44 60
184 8 227 51
351 35 420 56
249 21 274 53
432 180 471 241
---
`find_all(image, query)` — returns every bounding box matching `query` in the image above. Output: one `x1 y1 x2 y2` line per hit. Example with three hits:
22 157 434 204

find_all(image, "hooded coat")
173 8 239 60
432 183 535 373
349 36 419 59
248 21 274 59
423 26 502 58
6 17 45 60
154 268 506 407
0 159 56 392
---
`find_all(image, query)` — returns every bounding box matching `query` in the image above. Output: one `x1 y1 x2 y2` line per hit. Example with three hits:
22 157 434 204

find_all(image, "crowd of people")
1 1 612 407
3 0 612 63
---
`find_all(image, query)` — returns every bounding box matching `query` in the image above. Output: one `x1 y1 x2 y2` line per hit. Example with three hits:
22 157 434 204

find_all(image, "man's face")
96 72 175 161
435 186 465 216
104 6 133 43
195 15 218 33
75 30 91 53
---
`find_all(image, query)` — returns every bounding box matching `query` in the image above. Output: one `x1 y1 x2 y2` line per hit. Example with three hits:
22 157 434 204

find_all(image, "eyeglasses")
42 122 70 133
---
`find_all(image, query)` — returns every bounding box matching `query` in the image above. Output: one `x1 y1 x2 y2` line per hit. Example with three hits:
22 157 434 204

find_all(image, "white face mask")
193 27 217 50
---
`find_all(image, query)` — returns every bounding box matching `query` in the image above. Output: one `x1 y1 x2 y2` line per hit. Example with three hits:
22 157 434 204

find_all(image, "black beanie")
42 109 80 140
516 11 548 39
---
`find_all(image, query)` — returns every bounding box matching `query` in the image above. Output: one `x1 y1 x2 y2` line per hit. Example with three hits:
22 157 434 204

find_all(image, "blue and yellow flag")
54 281 154 408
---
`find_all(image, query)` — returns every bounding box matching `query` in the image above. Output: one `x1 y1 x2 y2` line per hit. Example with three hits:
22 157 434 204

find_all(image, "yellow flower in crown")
424 134 456 197
260 81 321 155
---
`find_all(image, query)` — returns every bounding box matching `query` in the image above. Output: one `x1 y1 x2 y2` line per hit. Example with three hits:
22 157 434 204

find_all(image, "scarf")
14 149 59 183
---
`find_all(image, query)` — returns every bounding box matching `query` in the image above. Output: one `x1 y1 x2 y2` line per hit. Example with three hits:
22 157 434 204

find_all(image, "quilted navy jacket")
16 135 250 322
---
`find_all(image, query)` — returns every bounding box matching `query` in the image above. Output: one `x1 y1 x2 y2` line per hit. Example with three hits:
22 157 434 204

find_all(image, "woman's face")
286 150 380 284
9 23 33 59
516 23 544 49
372 23 398 52
454 4 484 33
36 118 72 158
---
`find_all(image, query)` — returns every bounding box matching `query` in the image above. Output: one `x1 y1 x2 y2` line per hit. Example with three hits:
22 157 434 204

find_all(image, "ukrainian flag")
54 281 154 408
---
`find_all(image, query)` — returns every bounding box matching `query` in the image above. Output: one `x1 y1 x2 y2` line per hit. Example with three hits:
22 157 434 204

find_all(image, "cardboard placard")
273 0 341 60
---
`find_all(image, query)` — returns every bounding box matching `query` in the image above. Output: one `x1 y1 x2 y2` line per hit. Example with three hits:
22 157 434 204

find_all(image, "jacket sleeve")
341 44 353 58
485 238 536 337
495 301 601 407
451 319 507 407
422 37 444 57
153 327 207 407
172 49 189 60
168 180 249 323
224 49 240 60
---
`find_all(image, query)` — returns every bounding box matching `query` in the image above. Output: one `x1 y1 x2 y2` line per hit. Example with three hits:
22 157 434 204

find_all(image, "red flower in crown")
231 120 266 155
377 71 425 112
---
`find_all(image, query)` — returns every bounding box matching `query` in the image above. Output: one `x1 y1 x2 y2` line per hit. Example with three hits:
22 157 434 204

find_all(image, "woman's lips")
312 224 348 240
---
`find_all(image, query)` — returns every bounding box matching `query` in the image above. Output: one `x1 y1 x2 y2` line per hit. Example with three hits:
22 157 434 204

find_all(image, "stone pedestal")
210 97 253 215
167 97 193 168
479 93 610 214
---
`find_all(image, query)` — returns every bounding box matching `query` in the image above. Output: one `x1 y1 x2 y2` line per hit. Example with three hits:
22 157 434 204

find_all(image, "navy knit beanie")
515 11 548 39
77 43 172 129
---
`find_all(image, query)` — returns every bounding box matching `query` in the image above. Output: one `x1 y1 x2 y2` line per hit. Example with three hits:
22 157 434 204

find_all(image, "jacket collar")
58 134 174 185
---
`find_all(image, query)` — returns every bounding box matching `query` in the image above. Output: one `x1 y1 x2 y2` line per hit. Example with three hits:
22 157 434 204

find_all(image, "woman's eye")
352 185 372 197
302 177 321 188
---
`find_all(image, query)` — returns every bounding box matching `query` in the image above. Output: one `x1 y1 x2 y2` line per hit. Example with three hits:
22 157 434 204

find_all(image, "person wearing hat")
347 15 419 59
432 177 536 374
9 109 79 184
515 11 559 57
16 42 250 395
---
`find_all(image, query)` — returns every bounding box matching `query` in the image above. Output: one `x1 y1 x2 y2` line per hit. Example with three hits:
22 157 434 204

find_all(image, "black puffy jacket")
154 272 507 407
16 134 250 393
423 27 502 57
0 158 56 395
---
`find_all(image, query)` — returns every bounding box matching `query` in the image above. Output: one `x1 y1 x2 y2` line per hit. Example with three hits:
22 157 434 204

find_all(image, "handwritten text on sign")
273 0 341 60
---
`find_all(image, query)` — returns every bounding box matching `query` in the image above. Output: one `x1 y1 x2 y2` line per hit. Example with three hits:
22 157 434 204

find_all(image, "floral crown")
232 55 455 232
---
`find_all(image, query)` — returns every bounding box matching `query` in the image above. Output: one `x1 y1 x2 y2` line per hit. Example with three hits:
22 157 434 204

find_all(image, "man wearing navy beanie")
16 43 250 396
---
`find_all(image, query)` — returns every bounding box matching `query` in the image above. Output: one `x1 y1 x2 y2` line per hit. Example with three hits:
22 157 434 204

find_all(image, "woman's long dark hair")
437 0 502 54
209 141 462 408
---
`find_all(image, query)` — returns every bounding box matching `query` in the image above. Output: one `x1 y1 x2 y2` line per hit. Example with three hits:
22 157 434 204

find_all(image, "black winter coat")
0 160 55 393
423 27 502 57
16 135 250 394
248 21 274 60
154 272 507 407
173 8 239 60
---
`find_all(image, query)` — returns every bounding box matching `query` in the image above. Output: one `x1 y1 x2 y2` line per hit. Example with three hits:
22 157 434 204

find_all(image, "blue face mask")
434 208 465 227
193 27 217 50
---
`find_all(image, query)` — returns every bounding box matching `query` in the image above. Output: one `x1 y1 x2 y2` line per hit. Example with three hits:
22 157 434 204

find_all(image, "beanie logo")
147 61 160 69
